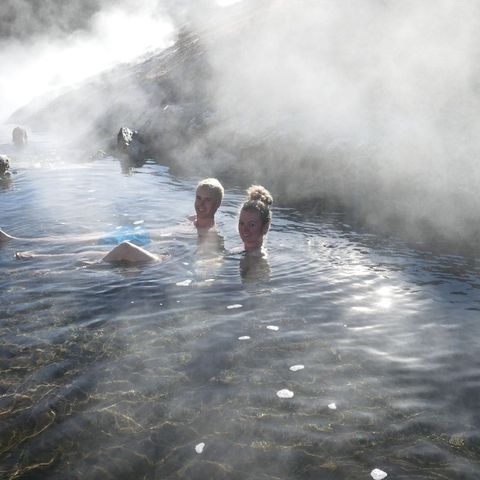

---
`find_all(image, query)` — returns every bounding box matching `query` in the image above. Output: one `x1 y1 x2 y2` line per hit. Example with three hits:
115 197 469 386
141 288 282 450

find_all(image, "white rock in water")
289 365 304 372
328 402 337 410
371 468 387 480
266 325 279 331
227 304 243 309
276 389 294 399
195 442 205 454
176 279 192 286
238 336 250 340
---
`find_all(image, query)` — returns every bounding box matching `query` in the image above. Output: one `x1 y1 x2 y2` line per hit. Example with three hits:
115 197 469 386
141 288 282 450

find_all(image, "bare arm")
0 228 101 245
0 229 17 242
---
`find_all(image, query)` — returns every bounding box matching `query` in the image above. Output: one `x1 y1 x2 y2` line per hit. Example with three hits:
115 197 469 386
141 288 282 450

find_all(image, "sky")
0 0 179 122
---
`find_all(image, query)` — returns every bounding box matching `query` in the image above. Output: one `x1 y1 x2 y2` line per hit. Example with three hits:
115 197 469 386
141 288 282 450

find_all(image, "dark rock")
0 154 11 177
116 126 149 164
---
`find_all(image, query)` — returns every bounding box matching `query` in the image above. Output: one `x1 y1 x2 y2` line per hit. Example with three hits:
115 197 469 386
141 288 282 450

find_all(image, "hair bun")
246 185 273 206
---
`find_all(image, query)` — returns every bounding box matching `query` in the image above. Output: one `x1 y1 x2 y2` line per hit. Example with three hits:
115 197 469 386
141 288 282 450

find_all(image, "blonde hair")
197 178 224 204
241 185 273 228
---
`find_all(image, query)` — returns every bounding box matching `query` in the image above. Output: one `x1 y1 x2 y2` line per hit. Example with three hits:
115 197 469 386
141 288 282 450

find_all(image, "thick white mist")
203 0 480 241
216 0 244 6
0 1 175 122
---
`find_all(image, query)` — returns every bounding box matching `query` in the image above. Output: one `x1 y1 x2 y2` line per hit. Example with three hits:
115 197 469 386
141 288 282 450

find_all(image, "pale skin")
1 187 221 242
0 229 16 242
101 185 221 263
193 186 222 230
236 206 271 281
11 185 223 264
238 208 269 257
101 241 163 263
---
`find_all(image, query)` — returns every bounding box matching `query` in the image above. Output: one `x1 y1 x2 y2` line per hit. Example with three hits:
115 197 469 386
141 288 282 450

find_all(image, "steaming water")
1 127 480 480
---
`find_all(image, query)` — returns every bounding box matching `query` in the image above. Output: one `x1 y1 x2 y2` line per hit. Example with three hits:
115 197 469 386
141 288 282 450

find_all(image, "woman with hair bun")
238 185 273 257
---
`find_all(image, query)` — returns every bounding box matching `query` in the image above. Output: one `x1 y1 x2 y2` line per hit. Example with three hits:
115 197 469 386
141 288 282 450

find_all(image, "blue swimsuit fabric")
98 225 151 246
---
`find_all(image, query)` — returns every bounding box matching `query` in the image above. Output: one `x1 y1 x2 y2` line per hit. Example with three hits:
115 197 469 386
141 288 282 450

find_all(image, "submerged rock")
195 442 205 454
371 468 388 480
276 389 294 399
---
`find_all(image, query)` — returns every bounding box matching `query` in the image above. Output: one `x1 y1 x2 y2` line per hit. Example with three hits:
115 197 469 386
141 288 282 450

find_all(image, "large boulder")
0 154 11 176
116 127 149 164
12 127 27 147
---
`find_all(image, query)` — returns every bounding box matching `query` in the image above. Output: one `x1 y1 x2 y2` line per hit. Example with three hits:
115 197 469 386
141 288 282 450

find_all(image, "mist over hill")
6 1 480 252
0 0 109 41
0 0 208 42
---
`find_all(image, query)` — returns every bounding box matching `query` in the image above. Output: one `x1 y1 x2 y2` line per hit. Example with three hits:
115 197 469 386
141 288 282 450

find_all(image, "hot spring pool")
1 128 480 479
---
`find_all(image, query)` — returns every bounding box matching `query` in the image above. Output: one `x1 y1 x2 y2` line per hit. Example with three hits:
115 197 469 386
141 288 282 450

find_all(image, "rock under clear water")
371 468 387 480
277 389 294 399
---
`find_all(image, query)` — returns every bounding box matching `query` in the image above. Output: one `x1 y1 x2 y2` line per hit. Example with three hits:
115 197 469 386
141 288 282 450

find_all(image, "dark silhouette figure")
12 127 27 147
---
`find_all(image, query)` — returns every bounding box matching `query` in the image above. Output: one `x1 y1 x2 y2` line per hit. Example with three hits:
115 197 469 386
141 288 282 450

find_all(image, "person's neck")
194 216 215 230
244 241 265 256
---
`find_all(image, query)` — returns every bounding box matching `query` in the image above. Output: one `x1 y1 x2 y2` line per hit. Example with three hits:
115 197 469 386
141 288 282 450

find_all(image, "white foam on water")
227 304 243 309
176 279 192 286
195 442 205 454
204 278 215 283
276 389 294 399
133 220 144 225
371 468 387 480
238 336 250 340
289 365 304 372
266 325 279 331
328 402 337 410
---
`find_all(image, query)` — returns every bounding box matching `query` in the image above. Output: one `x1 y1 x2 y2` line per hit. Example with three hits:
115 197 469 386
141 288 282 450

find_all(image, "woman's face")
195 187 219 221
238 208 266 251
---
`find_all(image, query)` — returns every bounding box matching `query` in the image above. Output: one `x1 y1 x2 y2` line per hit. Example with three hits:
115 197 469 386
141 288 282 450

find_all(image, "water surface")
1 127 480 479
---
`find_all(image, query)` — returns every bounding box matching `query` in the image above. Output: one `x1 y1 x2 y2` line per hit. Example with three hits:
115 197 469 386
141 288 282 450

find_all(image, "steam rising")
202 0 480 243
0 0 174 122
2 0 480 245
